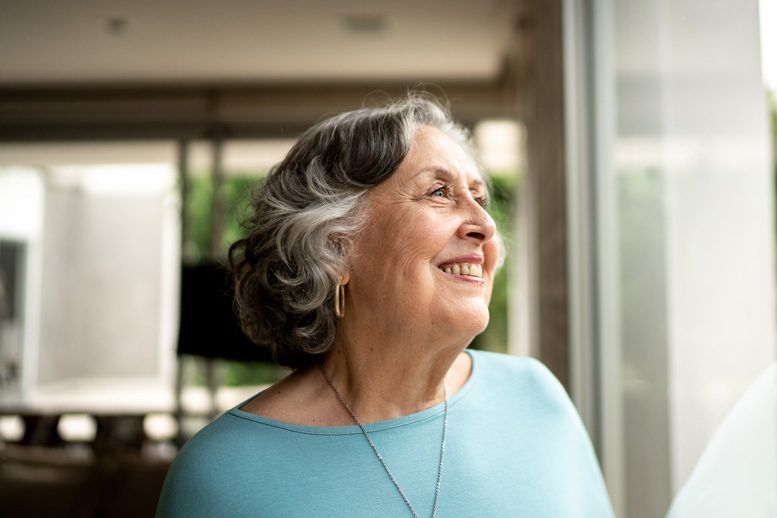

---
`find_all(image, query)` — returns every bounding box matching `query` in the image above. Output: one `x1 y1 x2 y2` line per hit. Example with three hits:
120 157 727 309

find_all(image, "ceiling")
0 0 517 86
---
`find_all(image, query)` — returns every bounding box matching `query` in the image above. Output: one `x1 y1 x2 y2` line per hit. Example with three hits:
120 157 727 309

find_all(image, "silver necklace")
318 363 448 518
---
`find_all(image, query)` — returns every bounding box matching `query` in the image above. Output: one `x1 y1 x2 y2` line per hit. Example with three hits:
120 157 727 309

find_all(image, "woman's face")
346 125 499 342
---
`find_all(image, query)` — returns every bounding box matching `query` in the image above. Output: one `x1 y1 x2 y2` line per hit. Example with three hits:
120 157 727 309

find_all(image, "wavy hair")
228 94 484 369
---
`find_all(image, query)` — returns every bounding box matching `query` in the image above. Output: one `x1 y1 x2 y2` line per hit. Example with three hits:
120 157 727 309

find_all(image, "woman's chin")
440 308 490 339
472 313 490 335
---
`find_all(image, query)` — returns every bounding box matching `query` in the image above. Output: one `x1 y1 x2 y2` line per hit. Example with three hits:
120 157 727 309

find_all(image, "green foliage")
185 174 259 262
185 175 213 263
219 360 286 387
470 173 519 354
222 176 258 250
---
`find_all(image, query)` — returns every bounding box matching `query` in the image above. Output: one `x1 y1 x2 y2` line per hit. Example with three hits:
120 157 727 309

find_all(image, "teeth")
439 263 483 278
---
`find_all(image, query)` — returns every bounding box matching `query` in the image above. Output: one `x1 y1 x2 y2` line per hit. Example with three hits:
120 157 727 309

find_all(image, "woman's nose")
456 200 496 243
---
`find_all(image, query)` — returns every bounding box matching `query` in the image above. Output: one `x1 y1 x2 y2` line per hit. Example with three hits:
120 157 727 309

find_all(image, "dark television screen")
177 262 272 362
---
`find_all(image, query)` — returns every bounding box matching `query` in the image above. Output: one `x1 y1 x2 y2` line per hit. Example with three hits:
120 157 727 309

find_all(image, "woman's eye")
430 186 448 198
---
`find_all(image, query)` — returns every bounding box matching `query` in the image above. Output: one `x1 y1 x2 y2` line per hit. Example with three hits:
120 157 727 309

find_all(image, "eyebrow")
414 166 486 190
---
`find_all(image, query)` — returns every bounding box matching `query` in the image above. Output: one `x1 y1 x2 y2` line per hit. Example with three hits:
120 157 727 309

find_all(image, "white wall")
0 168 45 397
0 143 179 411
38 166 172 384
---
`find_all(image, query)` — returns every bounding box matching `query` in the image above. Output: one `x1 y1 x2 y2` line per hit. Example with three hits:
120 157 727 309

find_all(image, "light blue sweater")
156 349 614 517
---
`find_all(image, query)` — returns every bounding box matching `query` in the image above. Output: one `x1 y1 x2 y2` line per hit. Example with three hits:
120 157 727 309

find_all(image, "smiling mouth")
438 263 483 278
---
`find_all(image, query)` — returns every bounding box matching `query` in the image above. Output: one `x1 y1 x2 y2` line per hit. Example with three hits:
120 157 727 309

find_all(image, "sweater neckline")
227 348 479 435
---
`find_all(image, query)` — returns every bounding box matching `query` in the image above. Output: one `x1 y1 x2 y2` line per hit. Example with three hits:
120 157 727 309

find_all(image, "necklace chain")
318 363 448 518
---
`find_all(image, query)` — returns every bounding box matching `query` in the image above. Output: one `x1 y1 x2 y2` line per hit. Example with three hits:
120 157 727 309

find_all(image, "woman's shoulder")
156 412 280 517
161 413 253 483
469 349 573 412
171 412 241 460
470 349 560 383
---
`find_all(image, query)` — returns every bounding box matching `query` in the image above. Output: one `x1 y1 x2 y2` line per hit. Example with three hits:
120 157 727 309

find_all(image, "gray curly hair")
228 94 492 369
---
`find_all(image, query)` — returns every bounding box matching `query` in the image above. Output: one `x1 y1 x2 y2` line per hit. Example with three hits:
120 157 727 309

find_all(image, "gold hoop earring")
334 283 346 318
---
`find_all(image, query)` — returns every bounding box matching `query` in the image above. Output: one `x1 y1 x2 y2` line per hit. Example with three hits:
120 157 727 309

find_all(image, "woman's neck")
241 322 474 428
316 325 472 424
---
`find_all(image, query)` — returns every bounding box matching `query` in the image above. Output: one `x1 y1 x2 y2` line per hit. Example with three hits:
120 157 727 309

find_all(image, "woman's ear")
330 234 352 286
330 233 351 258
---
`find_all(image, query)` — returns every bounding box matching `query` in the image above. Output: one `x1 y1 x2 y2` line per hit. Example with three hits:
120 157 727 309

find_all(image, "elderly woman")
156 96 614 517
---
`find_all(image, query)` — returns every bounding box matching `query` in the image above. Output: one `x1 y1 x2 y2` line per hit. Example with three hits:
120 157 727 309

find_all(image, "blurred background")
0 0 775 517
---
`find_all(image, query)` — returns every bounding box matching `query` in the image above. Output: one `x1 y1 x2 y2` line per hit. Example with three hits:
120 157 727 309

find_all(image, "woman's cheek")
484 239 501 277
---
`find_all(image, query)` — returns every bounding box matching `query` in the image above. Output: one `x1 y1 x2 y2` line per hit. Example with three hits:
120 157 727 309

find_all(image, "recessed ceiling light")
343 14 387 34
106 16 129 36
